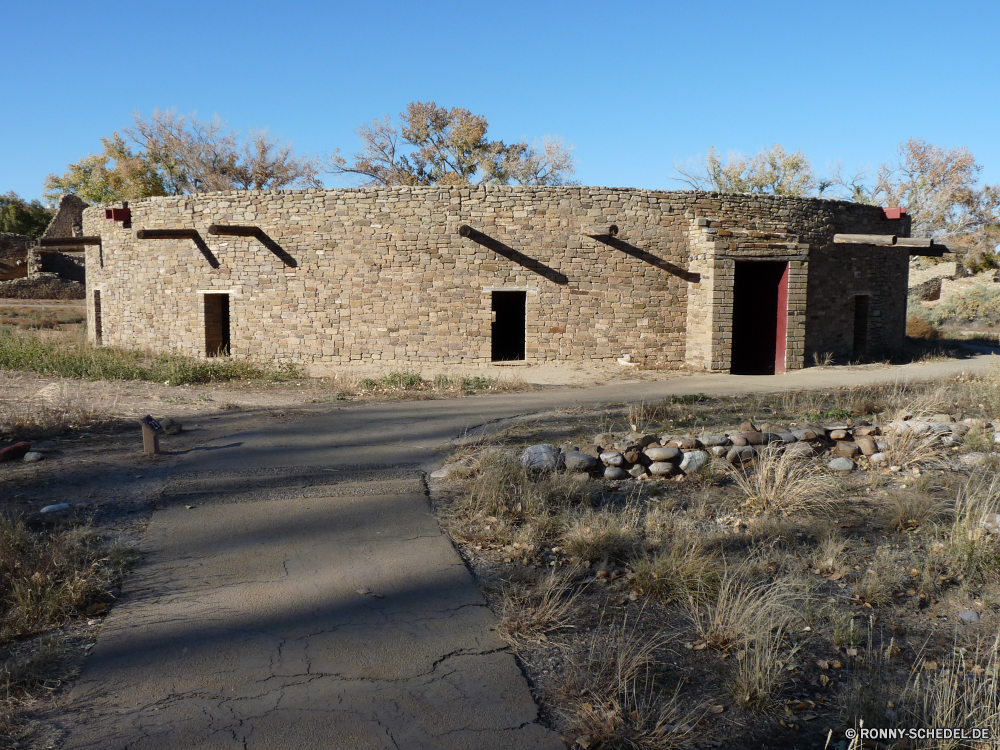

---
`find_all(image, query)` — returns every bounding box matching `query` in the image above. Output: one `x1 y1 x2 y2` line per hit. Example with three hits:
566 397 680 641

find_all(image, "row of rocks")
519 414 988 480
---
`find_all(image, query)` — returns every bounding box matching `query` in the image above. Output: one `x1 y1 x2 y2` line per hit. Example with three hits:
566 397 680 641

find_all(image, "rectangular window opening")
93 290 103 346
853 294 869 359
491 291 526 362
204 293 231 357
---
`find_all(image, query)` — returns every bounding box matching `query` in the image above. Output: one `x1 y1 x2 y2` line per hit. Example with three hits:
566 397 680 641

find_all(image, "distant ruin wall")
81 186 910 371
0 233 34 281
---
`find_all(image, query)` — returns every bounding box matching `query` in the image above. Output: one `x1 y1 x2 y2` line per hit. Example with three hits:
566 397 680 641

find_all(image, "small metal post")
139 415 163 455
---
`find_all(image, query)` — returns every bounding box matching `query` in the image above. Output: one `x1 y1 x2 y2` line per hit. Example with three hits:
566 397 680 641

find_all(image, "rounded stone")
680 450 710 474
698 435 728 448
627 464 647 478
604 466 628 480
564 452 598 472
23 451 44 463
730 434 748 447
600 451 625 467
520 444 563 471
644 446 680 462
777 433 798 444
710 445 728 457
648 461 679 477
828 457 855 472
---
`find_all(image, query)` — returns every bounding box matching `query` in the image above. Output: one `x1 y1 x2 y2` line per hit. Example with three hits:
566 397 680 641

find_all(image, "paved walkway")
60 355 997 749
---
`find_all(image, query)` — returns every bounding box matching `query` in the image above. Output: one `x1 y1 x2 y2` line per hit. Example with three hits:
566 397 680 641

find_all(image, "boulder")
577 444 603 458
730 434 748 447
854 425 879 437
564 452 598 472
700 435 729 447
628 464 647 478
520 444 563 471
23 452 44 463
604 466 628 480
648 461 679 477
600 451 625 467
742 431 768 446
959 610 981 623
0 441 31 463
623 448 642 464
710 445 728 457
835 442 861 459
777 433 798 443
830 429 850 440
869 452 887 464
727 446 755 464
740 421 759 433
644 446 681 462
791 429 818 441
680 450 710 474
828 457 855 472
160 418 183 435
855 437 878 456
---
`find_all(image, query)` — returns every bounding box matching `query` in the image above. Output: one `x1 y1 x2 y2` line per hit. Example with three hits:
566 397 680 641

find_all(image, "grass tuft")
726 444 837 516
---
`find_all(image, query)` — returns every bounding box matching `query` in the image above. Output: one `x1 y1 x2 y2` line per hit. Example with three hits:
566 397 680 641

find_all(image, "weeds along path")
56 354 998 749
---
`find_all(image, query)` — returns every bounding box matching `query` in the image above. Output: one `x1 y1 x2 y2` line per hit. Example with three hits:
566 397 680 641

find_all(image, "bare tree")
331 102 577 187
45 109 323 203
673 145 815 196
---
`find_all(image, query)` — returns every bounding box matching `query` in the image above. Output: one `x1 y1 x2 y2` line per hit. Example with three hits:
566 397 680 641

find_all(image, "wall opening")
93 290 102 345
730 261 789 375
204 293 231 357
853 294 869 359
491 291 526 362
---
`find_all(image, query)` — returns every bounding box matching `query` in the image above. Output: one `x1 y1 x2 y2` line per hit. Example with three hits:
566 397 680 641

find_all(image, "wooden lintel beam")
39 236 101 247
833 233 896 246
136 229 200 240
908 247 947 257
35 248 87 254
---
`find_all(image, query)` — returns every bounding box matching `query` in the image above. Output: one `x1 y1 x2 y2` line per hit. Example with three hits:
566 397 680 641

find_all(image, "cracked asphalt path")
60 355 997 749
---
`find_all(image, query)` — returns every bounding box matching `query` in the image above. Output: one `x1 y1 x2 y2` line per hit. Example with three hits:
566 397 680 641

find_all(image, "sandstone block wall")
0 234 34 281
81 187 910 372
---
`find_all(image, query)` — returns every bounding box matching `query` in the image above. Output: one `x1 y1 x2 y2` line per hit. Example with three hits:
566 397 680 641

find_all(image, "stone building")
80 186 915 375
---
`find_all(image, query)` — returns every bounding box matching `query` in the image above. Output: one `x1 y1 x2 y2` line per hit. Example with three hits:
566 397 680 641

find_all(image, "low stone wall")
82 187 911 371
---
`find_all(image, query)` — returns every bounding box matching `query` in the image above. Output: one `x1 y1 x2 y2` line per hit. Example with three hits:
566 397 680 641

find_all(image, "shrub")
906 313 942 340
726 444 837 516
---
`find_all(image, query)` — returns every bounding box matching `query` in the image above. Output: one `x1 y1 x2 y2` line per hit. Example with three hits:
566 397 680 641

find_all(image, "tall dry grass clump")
559 617 702 749
902 634 1000 746
561 507 643 565
0 516 135 643
0 376 121 439
499 571 580 652
729 618 797 711
632 540 723 605
946 474 1000 582
685 565 793 651
727 444 837 516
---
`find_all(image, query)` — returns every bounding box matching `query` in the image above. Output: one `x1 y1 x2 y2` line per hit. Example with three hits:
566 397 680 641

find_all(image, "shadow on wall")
458 226 568 285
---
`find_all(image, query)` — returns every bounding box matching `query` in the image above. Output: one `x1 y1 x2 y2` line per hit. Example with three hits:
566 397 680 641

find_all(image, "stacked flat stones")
519 413 978 480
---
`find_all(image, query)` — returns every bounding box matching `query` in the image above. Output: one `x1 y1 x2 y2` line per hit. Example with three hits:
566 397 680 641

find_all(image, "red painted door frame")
774 263 789 374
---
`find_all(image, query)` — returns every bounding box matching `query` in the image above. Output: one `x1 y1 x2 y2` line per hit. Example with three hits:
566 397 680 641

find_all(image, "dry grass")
945 474 1000 583
879 421 947 469
0 516 135 643
499 571 580 652
728 619 796 711
559 617 701 750
0 374 121 439
902 634 1000 748
632 540 723 605
685 566 792 651
726 444 838 516
561 507 643 565
887 489 953 531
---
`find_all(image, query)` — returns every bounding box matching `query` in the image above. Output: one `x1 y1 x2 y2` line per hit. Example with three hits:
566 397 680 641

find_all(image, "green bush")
931 285 1000 326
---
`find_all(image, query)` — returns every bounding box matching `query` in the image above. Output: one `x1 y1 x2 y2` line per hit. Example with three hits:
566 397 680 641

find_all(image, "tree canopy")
331 101 577 187
674 145 816 196
0 192 53 237
44 110 324 204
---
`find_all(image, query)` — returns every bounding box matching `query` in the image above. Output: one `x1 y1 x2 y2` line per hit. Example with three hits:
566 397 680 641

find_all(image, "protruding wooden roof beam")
833 234 897 245
39 237 101 247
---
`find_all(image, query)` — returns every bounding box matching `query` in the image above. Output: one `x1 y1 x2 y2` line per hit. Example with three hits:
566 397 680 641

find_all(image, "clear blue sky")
3 0 998 203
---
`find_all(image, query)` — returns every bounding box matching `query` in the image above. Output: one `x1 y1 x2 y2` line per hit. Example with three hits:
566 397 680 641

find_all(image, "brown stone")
855 437 878 456
740 421 759 433
835 442 861 459
730 434 748 447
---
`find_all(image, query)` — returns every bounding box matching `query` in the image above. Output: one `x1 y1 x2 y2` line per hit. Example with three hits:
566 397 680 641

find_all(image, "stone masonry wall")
0 234 34 281
81 187 909 372
32 194 88 282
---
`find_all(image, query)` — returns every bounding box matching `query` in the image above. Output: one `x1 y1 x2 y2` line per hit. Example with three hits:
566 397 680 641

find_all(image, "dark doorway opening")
731 261 789 375
491 291 526 362
204 293 231 357
853 294 869 359
93 290 102 345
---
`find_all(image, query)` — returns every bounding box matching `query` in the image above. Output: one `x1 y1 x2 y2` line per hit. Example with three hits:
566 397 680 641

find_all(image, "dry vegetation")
434 374 1000 749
